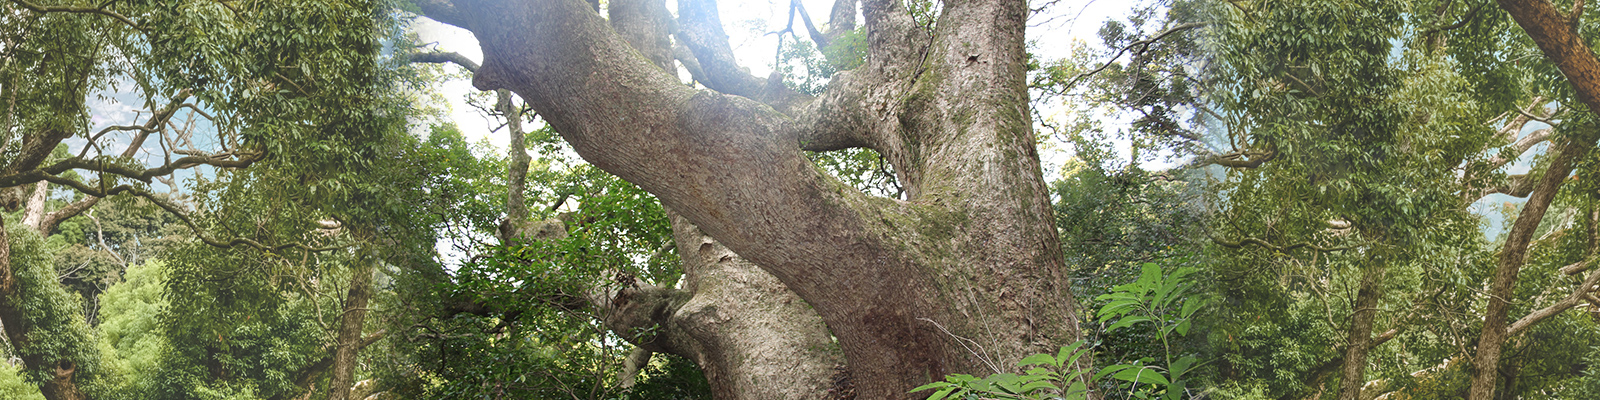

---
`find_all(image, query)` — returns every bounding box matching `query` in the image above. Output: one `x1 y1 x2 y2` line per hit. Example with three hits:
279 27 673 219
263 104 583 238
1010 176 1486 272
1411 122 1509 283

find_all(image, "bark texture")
1468 138 1593 400
1472 2 1600 398
329 258 376 400
1336 260 1385 400
599 212 844 399
415 0 1082 397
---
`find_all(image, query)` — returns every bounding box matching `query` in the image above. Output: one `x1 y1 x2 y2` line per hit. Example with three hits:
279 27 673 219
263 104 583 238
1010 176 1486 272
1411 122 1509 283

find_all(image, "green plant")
912 262 1208 400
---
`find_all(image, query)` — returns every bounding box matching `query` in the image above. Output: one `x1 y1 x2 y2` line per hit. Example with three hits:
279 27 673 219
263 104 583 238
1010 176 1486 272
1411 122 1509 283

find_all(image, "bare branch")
37 196 100 236
408 51 481 72
9 0 142 31
0 150 262 189
1062 22 1208 90
1191 147 1275 168
1508 258 1600 335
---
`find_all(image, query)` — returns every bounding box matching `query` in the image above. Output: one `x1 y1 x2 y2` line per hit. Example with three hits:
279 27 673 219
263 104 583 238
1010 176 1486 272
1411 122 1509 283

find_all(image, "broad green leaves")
915 262 1207 400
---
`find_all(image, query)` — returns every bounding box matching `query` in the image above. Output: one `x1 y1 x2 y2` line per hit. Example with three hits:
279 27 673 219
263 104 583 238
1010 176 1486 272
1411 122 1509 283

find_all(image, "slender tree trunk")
616 347 652 389
1469 138 1592 400
329 258 376 400
1337 258 1385 400
499 89 530 225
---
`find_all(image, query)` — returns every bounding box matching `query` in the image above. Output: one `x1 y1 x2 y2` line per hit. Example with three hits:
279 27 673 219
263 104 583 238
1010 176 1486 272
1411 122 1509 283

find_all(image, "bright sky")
409 0 1128 175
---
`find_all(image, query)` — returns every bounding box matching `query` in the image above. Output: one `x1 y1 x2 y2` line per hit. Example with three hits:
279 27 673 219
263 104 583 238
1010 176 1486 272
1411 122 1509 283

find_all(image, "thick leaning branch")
1498 0 1600 113
675 0 768 98
37 196 101 236
8 0 142 31
1468 135 1595 400
418 0 1080 397
1507 262 1600 336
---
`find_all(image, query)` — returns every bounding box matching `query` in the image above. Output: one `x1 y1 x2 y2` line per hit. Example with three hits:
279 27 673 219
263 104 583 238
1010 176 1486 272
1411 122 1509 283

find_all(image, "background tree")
0 0 414 398
1202 0 1600 399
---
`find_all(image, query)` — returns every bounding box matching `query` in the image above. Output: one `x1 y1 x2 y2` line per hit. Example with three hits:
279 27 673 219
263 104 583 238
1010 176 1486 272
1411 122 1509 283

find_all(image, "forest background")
1 0 1599 399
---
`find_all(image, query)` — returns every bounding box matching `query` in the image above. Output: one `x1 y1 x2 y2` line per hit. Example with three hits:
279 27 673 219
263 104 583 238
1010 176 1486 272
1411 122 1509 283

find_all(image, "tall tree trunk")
329 257 376 400
1337 259 1385 400
1468 138 1592 400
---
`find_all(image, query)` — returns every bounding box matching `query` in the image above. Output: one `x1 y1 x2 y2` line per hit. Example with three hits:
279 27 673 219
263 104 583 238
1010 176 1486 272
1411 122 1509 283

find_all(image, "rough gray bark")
21 181 48 231
599 212 844 399
414 0 1083 397
615 347 652 389
499 89 531 226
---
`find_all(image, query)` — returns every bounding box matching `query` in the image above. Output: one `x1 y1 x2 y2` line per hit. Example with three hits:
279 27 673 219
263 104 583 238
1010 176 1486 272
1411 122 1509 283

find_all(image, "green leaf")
1098 300 1142 321
1170 356 1198 381
1020 353 1056 367
910 381 952 392
1179 295 1207 319
1019 380 1061 393
1064 381 1090 400
1112 366 1170 386
1106 316 1152 333
1094 364 1133 382
1062 341 1090 367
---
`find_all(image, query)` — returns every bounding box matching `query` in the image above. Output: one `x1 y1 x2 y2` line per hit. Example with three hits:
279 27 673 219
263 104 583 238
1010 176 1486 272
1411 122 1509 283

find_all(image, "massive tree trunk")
414 0 1084 397
599 212 845 399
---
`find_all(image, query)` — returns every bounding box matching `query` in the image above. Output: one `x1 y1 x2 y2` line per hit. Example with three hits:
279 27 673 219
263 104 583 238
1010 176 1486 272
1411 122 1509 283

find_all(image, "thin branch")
9 0 142 31
1212 235 1359 253
36 174 339 253
1508 258 1600 335
0 150 262 188
1062 22 1208 90
1424 0 1489 34
408 51 480 72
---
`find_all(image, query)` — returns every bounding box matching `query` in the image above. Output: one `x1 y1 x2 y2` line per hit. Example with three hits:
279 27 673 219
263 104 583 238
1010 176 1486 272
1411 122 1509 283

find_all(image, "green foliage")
377 119 709 398
915 262 1208 400
1203 0 1600 398
910 342 1092 400
95 260 169 396
0 363 45 400
4 222 108 396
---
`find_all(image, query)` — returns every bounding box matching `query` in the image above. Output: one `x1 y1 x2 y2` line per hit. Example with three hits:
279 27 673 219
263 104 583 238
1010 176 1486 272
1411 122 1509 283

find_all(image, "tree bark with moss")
412 0 1086 397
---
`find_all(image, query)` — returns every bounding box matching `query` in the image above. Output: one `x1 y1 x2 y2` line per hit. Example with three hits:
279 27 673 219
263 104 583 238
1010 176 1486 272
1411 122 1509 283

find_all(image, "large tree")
411 0 1085 398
